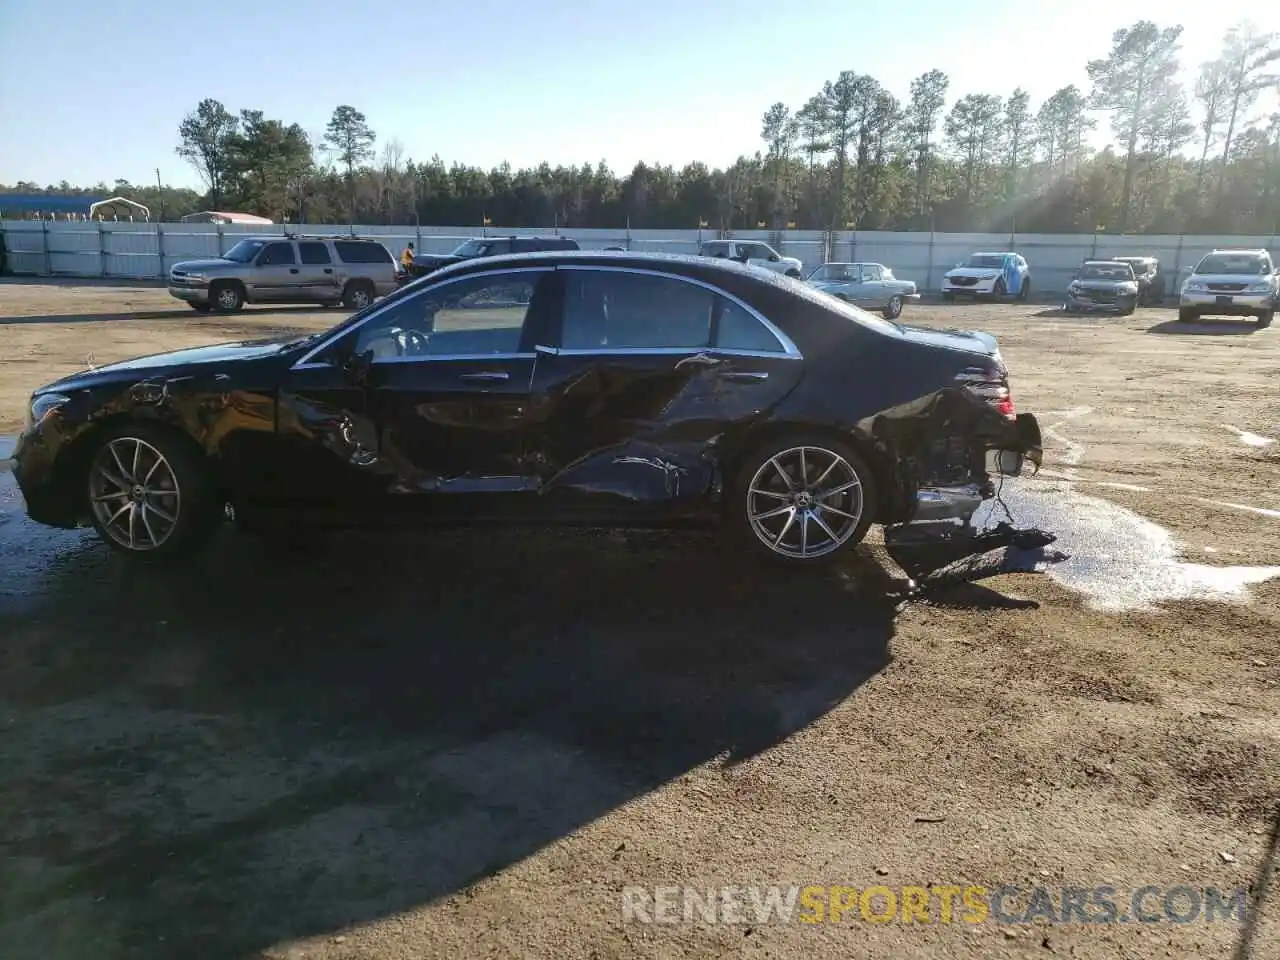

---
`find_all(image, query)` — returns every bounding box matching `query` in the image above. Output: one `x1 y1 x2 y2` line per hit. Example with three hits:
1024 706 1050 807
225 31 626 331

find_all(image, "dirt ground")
0 280 1277 959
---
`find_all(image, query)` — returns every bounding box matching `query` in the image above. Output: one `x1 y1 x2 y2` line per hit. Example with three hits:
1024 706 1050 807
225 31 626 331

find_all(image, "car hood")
897 324 999 358
1186 273 1272 286
412 254 464 267
38 338 299 393
945 267 1003 279
171 258 238 273
1072 279 1137 290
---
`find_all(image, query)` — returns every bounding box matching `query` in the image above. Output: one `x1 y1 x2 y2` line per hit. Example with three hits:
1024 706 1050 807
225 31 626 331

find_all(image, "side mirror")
342 347 374 386
769 253 780 262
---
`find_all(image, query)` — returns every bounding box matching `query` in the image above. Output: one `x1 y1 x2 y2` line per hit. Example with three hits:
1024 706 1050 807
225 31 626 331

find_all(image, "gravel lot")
1 280 1277 959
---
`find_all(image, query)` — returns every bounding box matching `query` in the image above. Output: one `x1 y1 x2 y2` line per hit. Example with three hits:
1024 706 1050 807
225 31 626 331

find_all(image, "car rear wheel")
210 281 244 313
727 436 876 566
342 280 375 310
85 422 221 560
883 295 903 320
1017 278 1030 301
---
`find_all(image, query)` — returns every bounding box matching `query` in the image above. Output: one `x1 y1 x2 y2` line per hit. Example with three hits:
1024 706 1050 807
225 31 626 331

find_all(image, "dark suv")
402 235 580 281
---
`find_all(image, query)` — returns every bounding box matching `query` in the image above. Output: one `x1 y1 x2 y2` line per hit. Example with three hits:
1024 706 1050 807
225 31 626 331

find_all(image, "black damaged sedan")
13 251 1044 571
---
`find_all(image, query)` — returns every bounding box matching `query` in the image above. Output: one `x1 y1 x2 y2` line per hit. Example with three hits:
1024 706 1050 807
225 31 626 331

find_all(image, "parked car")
941 252 1031 302
168 235 399 312
402 235 580 281
1178 248 1276 327
1063 260 1140 314
805 262 920 319
13 251 1045 574
697 240 804 278
1109 255 1163 305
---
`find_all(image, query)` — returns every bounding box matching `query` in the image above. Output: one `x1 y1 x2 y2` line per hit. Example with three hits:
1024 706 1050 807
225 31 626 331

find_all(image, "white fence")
1 220 1276 295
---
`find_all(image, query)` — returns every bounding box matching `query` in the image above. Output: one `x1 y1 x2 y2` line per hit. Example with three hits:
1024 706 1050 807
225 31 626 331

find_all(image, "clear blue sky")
0 0 1273 190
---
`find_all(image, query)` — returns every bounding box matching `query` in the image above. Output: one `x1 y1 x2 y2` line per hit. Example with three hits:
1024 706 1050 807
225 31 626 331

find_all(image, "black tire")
342 280 376 310
190 302 213 313
882 295 903 320
1258 310 1273 329
83 420 222 561
942 291 955 303
1177 308 1197 323
1122 296 1137 316
991 278 1007 301
1017 278 1031 302
209 280 244 313
725 432 877 567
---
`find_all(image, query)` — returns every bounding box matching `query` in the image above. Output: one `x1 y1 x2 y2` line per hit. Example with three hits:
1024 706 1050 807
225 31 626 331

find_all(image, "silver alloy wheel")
350 286 372 308
216 286 240 310
745 445 863 559
88 436 182 551
884 295 903 319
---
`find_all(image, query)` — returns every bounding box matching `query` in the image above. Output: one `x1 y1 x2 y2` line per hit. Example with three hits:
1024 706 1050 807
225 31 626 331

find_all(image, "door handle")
674 352 721 369
458 371 510 382
719 370 769 381
289 268 299 274
323 268 333 274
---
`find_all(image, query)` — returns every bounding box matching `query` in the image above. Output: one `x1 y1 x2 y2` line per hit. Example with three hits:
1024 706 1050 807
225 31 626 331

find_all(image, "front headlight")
1184 280 1206 292
1068 282 1080 293
25 392 70 431
1248 281 1272 293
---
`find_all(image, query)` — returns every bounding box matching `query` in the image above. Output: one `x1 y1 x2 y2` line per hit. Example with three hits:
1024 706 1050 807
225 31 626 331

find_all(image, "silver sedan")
806 262 920 319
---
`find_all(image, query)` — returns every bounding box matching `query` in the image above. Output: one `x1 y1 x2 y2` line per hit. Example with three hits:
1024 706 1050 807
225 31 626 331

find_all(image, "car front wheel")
85 422 221 560
1177 308 1197 323
883 295 904 320
727 435 876 565
1259 310 1273 328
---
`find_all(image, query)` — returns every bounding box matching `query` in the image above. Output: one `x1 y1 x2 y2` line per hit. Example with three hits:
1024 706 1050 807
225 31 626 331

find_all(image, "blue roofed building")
0 194 150 219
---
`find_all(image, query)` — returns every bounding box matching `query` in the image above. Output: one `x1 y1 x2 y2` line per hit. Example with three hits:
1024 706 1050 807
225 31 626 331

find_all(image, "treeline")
6 19 1280 234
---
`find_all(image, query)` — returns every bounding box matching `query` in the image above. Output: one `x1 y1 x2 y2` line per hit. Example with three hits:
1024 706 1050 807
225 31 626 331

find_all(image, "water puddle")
1224 425 1276 448
979 480 1280 612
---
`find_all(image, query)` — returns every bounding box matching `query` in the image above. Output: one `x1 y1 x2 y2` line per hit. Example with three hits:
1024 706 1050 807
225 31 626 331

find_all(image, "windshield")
223 239 266 263
1079 263 1134 281
450 239 492 258
962 254 1006 269
808 264 858 283
1194 254 1269 276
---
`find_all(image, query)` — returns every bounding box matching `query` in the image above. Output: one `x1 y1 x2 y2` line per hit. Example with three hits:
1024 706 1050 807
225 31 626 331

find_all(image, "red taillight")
956 365 1016 419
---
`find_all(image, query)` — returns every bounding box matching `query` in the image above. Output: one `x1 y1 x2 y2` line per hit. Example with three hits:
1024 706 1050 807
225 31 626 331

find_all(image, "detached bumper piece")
883 520 1059 584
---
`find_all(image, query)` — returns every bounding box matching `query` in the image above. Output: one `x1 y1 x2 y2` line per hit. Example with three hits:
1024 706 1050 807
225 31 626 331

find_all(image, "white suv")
698 240 803 278
1179 248 1276 327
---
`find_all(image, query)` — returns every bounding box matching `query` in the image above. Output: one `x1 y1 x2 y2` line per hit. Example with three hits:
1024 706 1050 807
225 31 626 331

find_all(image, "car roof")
1205 248 1269 256
1110 255 1154 261
969 251 1013 257
429 249 767 278
1082 259 1130 265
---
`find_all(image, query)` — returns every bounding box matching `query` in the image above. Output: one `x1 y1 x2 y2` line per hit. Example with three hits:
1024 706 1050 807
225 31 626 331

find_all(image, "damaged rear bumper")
885 412 1052 581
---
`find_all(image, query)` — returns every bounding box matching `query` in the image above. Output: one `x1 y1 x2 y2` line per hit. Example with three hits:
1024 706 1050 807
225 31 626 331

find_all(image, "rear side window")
716 300 784 353
334 241 393 264
298 241 331 265
701 242 731 258
257 242 296 266
561 270 713 350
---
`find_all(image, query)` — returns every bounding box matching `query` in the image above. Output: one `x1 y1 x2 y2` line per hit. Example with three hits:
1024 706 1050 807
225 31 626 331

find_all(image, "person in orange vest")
400 242 415 270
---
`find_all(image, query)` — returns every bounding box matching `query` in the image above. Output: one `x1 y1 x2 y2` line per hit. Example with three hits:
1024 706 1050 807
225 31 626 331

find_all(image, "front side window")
352 271 545 360
257 242 296 267
561 270 713 350
808 264 857 283
861 264 884 281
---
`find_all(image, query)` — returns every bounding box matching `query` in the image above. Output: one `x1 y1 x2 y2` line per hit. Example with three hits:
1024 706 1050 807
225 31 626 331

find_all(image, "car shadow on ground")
1146 319 1263 336
0 305 338 326
0 524 895 958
